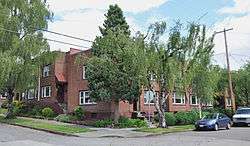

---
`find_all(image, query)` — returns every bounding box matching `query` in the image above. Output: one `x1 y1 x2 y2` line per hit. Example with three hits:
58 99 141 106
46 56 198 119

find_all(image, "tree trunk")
113 101 120 123
184 87 190 108
5 88 15 119
154 94 167 128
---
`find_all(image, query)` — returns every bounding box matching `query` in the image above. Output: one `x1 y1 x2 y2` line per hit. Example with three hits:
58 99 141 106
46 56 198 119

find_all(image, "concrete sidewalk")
77 127 153 138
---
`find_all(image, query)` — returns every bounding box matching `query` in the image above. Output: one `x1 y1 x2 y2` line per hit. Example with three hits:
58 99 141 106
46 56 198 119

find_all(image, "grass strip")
135 125 194 134
0 115 92 135
0 108 7 114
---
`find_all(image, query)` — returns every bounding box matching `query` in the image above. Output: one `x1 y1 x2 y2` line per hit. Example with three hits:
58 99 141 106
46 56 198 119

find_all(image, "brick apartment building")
2 48 233 119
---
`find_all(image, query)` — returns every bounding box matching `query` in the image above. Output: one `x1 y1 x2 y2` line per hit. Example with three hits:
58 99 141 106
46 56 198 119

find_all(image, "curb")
130 128 194 138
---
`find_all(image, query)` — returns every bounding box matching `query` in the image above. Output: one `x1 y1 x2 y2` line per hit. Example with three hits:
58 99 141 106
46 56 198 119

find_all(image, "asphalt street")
1 123 250 146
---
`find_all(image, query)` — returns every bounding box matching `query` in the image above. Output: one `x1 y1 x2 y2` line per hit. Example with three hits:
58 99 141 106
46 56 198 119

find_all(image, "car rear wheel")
226 123 231 130
214 124 219 131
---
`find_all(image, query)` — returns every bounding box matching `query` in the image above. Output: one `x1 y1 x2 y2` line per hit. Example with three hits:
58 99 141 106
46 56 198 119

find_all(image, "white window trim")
226 98 232 106
27 89 35 99
144 90 155 105
205 101 213 106
79 91 96 105
82 66 86 79
42 86 51 98
43 65 50 77
173 92 185 104
190 96 198 105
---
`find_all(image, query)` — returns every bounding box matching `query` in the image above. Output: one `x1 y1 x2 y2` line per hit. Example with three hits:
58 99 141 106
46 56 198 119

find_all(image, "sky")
45 0 250 70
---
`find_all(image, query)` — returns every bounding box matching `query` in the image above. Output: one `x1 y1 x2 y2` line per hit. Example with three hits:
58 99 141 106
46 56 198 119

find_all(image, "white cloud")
211 1 250 70
45 7 142 51
219 0 250 14
45 0 168 51
47 0 168 14
45 9 105 51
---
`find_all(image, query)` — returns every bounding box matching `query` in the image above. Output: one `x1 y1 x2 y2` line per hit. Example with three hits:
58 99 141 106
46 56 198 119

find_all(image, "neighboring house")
12 48 234 119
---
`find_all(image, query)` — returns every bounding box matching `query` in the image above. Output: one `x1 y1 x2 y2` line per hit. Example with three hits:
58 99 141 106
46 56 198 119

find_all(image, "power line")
231 53 250 58
45 38 89 48
0 11 94 42
0 27 90 48
213 52 225 56
36 28 93 43
230 54 243 68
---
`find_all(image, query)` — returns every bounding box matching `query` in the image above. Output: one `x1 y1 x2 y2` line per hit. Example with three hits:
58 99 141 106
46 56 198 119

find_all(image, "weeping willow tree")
172 23 215 109
146 22 181 128
145 21 215 127
0 0 54 118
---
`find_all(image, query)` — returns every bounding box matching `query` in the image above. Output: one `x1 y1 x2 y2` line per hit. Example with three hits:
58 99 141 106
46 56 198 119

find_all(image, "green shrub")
165 112 176 126
55 114 70 123
1 100 8 108
188 110 200 124
117 117 147 128
94 119 113 127
202 111 210 118
54 114 77 123
175 110 200 125
154 114 159 122
12 101 25 116
29 106 42 116
41 107 54 118
130 119 147 128
224 109 235 119
203 108 234 119
73 106 84 120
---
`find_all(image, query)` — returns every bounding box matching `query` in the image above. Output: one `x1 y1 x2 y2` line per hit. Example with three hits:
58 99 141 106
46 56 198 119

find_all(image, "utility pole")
214 28 236 111
37 67 41 101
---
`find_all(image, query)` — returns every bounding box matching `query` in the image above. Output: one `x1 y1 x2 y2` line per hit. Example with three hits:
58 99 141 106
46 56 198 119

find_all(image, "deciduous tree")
0 0 53 118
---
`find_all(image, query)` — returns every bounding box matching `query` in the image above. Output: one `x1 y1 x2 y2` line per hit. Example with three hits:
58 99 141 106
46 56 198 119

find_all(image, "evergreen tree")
99 4 130 36
85 5 143 122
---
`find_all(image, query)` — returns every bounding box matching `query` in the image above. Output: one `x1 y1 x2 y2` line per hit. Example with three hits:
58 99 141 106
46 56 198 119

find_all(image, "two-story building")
14 48 234 119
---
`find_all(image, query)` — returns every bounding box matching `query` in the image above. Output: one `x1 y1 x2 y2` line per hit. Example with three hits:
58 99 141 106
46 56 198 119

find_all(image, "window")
82 66 86 79
190 95 198 105
0 93 7 99
43 65 50 77
27 89 35 99
226 98 232 106
172 92 185 104
205 101 213 106
79 91 96 105
42 86 51 97
21 92 26 99
144 90 155 104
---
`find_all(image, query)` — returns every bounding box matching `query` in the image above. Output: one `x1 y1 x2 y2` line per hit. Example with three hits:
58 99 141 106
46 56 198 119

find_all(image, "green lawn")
0 115 92 135
0 108 7 114
135 125 194 134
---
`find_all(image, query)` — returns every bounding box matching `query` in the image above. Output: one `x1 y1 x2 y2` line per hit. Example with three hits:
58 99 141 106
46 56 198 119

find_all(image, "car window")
236 109 250 114
221 114 227 118
203 113 217 119
218 114 223 119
